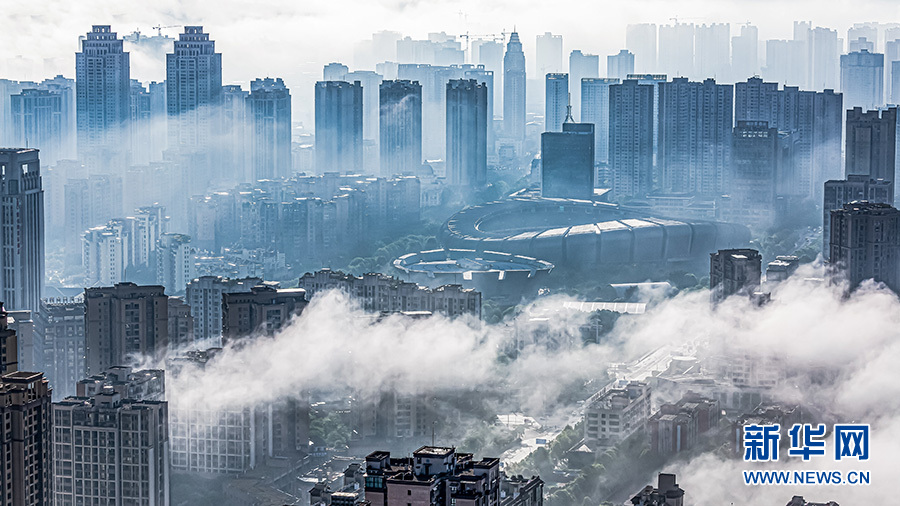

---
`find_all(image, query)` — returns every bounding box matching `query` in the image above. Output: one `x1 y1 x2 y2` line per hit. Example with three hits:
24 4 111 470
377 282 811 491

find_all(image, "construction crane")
458 31 509 57
152 24 182 36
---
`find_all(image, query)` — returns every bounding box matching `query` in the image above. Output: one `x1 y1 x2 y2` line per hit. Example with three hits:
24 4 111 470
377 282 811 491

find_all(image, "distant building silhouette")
829 201 900 292
503 32 526 142
76 25 131 170
844 107 898 195
315 81 363 173
379 80 422 177
568 50 599 122
581 78 619 166
710 248 762 303
544 73 568 132
841 49 884 111
446 79 488 188
607 49 635 80
626 24 657 74
248 77 292 181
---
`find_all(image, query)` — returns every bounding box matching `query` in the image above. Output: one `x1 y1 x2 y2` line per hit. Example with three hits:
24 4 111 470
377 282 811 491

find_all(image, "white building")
584 381 651 449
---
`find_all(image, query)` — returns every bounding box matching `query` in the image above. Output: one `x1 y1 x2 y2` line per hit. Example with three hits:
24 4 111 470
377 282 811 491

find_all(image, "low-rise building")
583 381 651 449
648 392 719 455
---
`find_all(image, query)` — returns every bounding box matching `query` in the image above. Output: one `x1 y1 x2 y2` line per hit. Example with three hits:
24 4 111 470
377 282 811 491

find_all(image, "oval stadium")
439 197 751 271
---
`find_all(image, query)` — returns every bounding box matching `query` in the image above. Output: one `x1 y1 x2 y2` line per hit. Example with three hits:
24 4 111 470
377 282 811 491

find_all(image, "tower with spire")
503 31 526 142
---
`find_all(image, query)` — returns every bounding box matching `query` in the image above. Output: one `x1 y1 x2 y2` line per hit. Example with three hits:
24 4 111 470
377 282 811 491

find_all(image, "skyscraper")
607 50 635 81
0 149 44 312
723 121 780 228
503 32 526 142
315 81 363 173
541 118 595 199
33 298 85 400
731 24 759 82
536 32 564 77
0 303 18 375
166 26 223 157
0 371 52 506
446 79 488 188
658 78 733 194
845 107 899 190
222 285 308 342
544 73 568 132
75 25 131 170
581 78 619 165
823 175 894 259
474 40 504 118
248 77 292 181
156 233 194 295
129 80 152 165
379 80 422 176
186 276 262 343
222 84 251 181
829 201 900 292
808 27 840 91
609 80 654 198
84 283 169 376
841 50 885 110
569 50 599 122
626 24 658 74
10 90 64 166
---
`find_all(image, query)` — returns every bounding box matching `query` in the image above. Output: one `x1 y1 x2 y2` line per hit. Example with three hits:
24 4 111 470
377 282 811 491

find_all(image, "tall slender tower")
75 25 131 170
166 26 223 156
379 80 422 176
315 81 363 173
503 32 526 142
0 149 44 313
446 79 488 188
248 77 292 181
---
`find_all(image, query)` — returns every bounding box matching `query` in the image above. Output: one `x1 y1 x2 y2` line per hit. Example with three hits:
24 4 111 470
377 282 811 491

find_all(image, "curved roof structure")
439 197 750 268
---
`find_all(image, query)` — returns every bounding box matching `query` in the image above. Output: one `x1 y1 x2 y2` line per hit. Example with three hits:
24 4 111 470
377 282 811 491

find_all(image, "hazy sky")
4 0 900 124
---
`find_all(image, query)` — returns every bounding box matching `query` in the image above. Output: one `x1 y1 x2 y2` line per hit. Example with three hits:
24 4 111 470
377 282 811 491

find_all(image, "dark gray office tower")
0 371 52 506
724 121 779 227
84 283 168 376
545 73 568 132
379 80 422 176
569 50 600 122
710 248 762 303
223 84 250 182
166 26 223 157
829 201 900 292
0 149 44 312
823 175 894 260
658 78 733 194
541 116 595 199
315 81 363 174
446 79 488 188
75 25 131 170
734 77 843 198
10 90 63 166
581 78 619 166
503 32 526 141
845 107 898 190
609 80 654 199
841 50 884 111
248 77 292 181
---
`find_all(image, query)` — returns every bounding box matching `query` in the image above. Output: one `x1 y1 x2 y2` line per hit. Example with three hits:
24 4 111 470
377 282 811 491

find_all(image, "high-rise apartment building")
10 90 64 166
130 80 153 165
186 276 262 343
379 80 422 176
581 78 619 166
0 372 52 506
841 50 885 110
723 121 780 228
731 24 759 83
315 81 363 173
541 120 594 199
658 78 733 194
695 23 731 80
84 283 169 376
166 26 223 157
156 233 193 295
76 25 131 170
221 285 308 342
568 50 599 122
53 369 168 506
609 80 654 198
33 298 84 400
544 73 568 132
0 303 18 375
659 22 695 78
248 77 292 181
503 32 526 141
710 248 762 302
0 149 44 312
223 84 251 182
823 175 894 259
845 107 899 191
536 32 563 77
607 50 635 81
446 79 488 188
626 24 658 74
829 201 900 292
